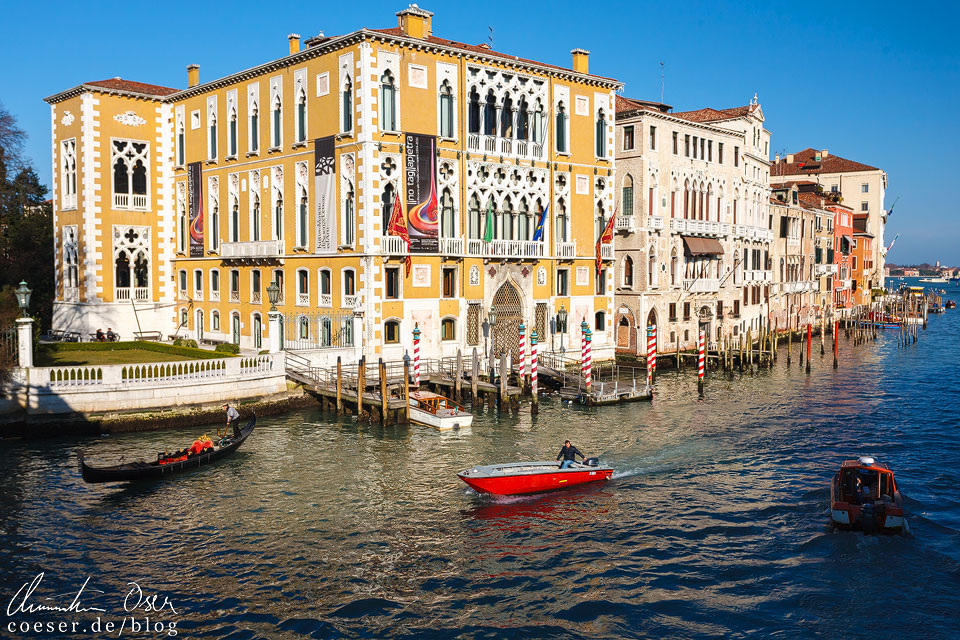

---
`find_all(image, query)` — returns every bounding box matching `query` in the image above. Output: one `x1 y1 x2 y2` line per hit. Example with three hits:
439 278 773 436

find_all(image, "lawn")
35 341 227 367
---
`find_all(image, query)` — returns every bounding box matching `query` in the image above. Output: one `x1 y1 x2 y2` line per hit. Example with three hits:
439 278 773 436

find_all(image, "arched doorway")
617 316 632 350
253 314 262 349
196 309 204 341
491 281 523 359
232 313 241 345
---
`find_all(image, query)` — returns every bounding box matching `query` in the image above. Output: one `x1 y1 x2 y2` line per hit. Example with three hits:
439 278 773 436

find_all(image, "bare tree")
0 102 26 181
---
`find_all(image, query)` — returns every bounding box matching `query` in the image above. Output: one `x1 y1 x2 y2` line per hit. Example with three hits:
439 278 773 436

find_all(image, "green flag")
482 199 494 243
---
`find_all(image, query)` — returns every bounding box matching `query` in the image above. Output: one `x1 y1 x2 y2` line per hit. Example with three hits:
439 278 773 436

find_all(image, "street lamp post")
14 281 34 368
487 310 497 381
556 304 568 355
266 281 283 353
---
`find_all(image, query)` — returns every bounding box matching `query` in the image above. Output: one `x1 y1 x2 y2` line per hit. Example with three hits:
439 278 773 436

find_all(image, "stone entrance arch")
491 280 523 359
616 306 635 352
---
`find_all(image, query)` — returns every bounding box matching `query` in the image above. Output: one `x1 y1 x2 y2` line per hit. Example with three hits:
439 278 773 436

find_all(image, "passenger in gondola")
557 440 586 469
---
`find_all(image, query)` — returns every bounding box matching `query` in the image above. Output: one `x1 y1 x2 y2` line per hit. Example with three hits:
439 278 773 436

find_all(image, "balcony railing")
615 216 635 233
670 218 730 237
62 194 77 209
743 270 772 283
115 287 150 302
464 239 546 259
229 290 240 303
555 241 575 258
252 291 262 305
787 237 801 250
466 133 545 160
648 216 665 231
684 278 720 292
63 287 79 303
221 240 283 258
600 244 614 260
381 236 407 255
815 264 838 276
439 237 464 255
732 224 774 242
113 193 148 211
210 290 220 302
194 290 203 301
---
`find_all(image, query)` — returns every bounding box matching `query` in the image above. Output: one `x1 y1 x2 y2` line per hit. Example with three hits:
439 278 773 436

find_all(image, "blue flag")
532 204 548 242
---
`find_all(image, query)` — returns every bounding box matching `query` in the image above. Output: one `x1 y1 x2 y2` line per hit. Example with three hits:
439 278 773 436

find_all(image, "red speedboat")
830 456 905 534
458 458 613 495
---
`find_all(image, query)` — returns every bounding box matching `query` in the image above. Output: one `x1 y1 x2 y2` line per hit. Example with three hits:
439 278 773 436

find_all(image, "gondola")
76 415 256 483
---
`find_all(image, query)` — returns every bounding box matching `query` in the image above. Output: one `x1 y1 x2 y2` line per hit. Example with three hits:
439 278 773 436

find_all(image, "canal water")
2 283 959 638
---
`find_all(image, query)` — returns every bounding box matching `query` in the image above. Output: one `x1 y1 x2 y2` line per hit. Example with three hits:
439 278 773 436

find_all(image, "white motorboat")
409 390 473 430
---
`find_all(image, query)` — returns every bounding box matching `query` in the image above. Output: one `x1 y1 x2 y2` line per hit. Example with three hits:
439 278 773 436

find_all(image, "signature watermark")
6 573 179 637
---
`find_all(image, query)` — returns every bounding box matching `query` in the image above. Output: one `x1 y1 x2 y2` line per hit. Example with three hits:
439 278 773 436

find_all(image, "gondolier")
223 403 241 438
557 440 586 469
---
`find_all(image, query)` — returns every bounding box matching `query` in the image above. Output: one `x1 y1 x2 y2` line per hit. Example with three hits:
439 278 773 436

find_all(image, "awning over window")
682 236 724 256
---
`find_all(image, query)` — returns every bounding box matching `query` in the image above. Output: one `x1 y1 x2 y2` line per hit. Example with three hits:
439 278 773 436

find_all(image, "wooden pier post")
471 348 479 406
379 358 389 426
746 328 753 373
738 334 744 373
455 349 463 402
336 356 343 415
356 357 366 420
402 359 411 423
787 325 792 366
676 336 682 370
799 324 804 367
833 319 839 369
806 323 812 374
498 350 509 411
530 331 539 415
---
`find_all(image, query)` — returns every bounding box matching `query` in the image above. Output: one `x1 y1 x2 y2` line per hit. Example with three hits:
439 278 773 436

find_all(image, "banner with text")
187 161 204 257
315 136 336 254
404 133 439 253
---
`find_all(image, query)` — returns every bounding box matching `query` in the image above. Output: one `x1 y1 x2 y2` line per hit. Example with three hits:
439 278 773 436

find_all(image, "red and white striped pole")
413 323 421 387
530 330 539 414
697 327 705 395
518 321 527 389
581 320 592 392
646 324 657 386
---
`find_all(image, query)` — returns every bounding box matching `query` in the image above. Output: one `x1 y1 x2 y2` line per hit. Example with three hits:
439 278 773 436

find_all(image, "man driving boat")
557 440 586 469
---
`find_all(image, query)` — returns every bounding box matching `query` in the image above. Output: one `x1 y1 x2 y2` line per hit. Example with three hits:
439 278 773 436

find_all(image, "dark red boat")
458 458 613 495
830 456 905 534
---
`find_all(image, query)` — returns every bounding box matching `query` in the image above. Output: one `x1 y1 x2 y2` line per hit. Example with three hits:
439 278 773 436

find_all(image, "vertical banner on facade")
404 132 439 253
187 161 204 257
314 136 336 253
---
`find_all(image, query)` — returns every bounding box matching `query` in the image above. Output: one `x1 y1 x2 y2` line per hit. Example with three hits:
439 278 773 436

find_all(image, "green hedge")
215 342 240 354
47 341 231 359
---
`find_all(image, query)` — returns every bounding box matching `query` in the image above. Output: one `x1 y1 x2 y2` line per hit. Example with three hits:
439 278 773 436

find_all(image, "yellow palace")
45 5 622 364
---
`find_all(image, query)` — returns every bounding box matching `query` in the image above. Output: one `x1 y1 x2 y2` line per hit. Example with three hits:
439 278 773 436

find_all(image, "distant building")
770 148 887 292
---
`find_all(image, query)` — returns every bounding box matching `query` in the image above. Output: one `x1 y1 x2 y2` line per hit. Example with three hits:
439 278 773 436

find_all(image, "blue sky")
3 0 957 265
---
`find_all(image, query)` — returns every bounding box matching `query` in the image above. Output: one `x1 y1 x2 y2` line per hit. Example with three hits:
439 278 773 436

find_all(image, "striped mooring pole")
646 324 657 386
518 322 527 389
413 323 421 387
581 320 592 392
697 327 706 396
530 330 539 415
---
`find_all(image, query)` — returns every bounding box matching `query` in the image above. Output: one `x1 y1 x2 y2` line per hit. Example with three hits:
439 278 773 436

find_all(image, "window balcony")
116 287 151 302
615 216 635 233
815 264 838 276
230 290 240 303
733 224 774 242
600 244 614 260
296 292 309 306
220 240 283 258
439 237 464 255
113 193 149 211
63 287 79 303
555 241 576 259
467 133 546 161
787 237 801 250
382 235 407 255
62 194 77 210
683 278 720 292
670 218 729 237
194 291 203 301
743 270 772 283
648 216 665 232
465 239 546 259
210 290 220 302
251 291 261 305
343 294 362 309
319 293 332 308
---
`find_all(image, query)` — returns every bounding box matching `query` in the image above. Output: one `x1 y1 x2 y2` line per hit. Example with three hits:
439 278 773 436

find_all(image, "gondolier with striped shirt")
223 403 241 438
557 440 586 469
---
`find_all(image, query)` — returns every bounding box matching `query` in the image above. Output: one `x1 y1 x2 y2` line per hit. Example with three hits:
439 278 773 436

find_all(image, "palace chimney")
397 4 433 38
288 33 301 55
187 64 200 88
571 48 590 74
